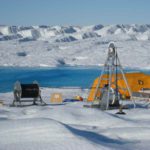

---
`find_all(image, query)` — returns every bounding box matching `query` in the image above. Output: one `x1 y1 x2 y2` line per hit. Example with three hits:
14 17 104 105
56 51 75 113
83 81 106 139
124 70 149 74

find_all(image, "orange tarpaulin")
88 72 150 102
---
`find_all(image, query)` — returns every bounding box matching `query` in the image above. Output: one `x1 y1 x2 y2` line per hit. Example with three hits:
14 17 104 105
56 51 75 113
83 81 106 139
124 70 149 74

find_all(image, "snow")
0 24 150 68
1 39 150 68
1 24 150 149
0 26 11 35
1 88 150 150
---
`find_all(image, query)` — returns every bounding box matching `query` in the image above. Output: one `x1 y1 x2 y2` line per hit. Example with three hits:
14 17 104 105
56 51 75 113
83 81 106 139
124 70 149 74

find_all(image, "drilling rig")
93 42 135 110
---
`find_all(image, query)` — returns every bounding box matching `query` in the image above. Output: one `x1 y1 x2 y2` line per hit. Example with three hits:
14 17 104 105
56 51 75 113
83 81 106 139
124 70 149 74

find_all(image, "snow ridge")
1 24 150 42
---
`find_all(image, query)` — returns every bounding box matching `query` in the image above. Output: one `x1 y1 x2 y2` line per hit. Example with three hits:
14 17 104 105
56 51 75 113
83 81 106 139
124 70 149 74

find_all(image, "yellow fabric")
87 72 150 101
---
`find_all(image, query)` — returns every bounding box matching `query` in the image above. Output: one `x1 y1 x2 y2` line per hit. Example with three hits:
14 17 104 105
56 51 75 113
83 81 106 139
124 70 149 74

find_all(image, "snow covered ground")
0 24 150 68
1 24 150 150
1 88 150 150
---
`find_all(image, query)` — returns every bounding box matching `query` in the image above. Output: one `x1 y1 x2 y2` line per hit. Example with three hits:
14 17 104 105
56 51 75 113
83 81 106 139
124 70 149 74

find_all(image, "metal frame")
12 81 46 106
93 42 136 110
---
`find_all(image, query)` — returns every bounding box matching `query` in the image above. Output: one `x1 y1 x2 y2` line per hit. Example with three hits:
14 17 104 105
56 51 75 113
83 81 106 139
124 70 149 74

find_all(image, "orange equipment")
88 72 150 102
74 96 83 101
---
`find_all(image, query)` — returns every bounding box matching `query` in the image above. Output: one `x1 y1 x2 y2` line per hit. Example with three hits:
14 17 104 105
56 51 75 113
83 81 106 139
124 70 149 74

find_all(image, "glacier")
0 24 150 68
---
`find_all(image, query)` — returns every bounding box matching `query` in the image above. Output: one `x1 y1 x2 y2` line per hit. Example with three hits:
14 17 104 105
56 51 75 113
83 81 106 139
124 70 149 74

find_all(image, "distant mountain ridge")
0 24 150 42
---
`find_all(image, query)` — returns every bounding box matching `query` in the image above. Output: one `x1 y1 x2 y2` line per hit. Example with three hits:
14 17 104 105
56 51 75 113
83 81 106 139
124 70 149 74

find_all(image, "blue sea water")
0 66 149 93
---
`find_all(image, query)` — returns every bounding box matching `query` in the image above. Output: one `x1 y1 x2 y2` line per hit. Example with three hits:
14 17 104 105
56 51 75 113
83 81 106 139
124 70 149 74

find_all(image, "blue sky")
0 0 150 25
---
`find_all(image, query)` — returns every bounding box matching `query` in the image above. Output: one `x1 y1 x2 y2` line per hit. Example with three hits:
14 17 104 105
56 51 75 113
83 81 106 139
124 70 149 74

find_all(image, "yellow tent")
88 72 150 102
